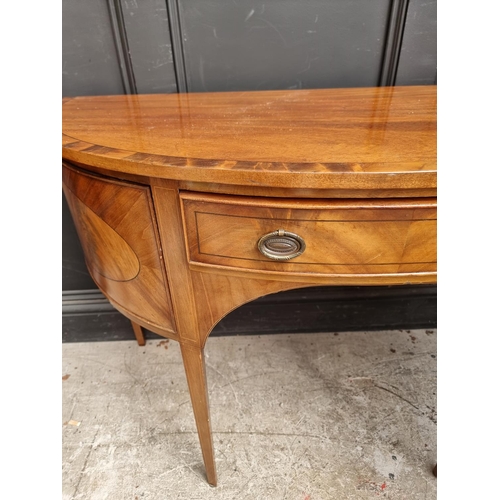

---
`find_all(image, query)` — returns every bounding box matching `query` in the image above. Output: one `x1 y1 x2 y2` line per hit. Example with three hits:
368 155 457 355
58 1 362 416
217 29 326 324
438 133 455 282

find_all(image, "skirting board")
62 285 437 343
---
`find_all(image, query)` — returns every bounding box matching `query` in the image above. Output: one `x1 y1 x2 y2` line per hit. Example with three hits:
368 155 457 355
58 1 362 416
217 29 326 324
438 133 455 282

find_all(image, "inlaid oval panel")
67 193 140 281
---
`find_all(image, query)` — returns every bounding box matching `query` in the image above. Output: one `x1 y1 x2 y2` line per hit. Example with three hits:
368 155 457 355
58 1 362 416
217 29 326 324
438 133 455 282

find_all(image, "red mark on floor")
304 495 311 500
381 482 387 490
62 374 70 381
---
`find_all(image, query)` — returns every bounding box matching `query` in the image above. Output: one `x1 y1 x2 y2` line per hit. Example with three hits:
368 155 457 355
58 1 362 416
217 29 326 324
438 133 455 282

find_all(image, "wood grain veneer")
62 86 436 194
62 164 176 337
180 192 436 279
62 86 437 486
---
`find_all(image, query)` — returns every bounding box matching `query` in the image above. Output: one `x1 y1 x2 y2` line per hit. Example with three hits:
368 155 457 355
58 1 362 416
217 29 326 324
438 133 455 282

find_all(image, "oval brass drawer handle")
257 229 306 261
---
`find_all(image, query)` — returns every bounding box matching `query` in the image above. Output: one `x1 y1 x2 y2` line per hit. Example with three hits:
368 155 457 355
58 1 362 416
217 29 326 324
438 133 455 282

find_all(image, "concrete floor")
62 329 437 499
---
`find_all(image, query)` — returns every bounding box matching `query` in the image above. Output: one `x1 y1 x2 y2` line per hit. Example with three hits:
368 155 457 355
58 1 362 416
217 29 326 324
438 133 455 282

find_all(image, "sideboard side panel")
62 164 176 334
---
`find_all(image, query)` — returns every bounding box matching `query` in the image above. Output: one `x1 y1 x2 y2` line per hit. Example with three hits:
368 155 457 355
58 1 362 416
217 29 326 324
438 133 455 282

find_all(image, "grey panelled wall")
62 0 178 97
62 0 124 96
122 0 178 94
178 0 391 92
62 0 437 338
396 0 437 85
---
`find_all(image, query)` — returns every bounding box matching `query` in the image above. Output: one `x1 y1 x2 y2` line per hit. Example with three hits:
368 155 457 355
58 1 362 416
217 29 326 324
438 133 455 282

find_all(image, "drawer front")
180 193 436 278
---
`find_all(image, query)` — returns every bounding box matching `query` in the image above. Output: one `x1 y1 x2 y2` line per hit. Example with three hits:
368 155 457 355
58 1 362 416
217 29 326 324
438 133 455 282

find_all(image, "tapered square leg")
180 343 217 486
130 320 146 346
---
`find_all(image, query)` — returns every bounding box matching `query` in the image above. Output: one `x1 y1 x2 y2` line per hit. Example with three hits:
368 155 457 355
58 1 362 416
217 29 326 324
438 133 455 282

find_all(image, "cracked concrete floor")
62 329 437 499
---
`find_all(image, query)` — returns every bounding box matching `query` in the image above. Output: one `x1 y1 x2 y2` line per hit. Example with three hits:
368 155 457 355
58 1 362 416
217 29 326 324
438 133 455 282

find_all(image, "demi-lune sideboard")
62 85 437 486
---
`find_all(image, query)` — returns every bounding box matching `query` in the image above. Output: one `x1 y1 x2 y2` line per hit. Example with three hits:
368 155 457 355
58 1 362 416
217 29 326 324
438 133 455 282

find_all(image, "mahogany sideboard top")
63 85 436 195
62 85 437 486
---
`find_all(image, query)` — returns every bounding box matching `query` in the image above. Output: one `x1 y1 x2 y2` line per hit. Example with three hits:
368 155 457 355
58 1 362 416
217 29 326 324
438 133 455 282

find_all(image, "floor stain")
62 374 70 381
356 480 388 493
349 377 374 388
156 340 169 350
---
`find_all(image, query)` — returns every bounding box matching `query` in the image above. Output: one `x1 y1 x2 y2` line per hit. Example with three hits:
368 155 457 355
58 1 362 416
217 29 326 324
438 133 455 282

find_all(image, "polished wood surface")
180 344 217 486
62 164 176 336
181 192 436 279
62 86 437 486
62 86 436 193
191 272 309 348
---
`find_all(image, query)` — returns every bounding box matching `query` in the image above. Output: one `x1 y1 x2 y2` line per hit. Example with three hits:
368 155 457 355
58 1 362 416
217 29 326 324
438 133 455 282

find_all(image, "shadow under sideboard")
62 284 437 343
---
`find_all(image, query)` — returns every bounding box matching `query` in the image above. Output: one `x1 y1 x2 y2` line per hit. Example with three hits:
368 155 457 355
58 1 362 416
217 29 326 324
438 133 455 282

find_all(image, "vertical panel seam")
107 0 138 94
166 0 189 93
379 0 410 86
